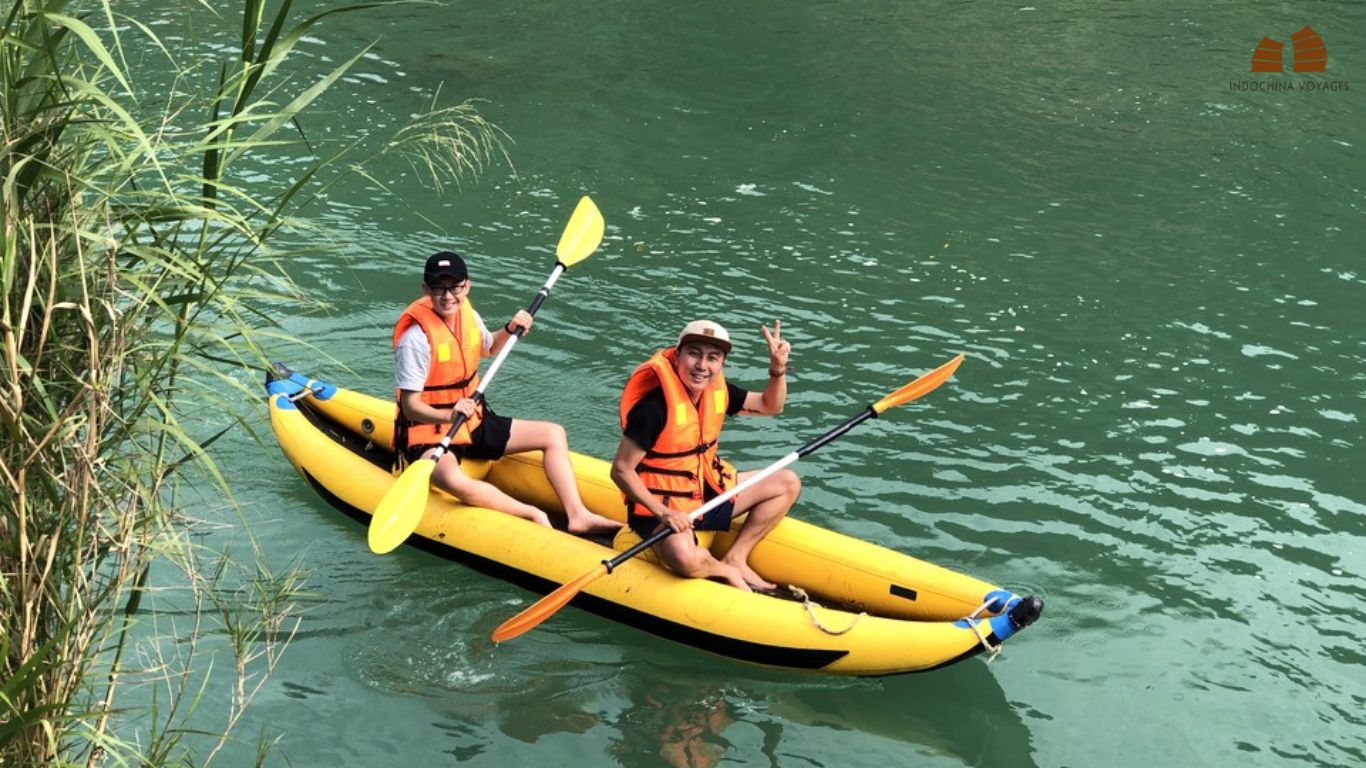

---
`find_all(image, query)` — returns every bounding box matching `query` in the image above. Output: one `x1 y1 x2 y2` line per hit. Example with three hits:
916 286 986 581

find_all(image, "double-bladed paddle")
367 196 606 554
490 353 966 642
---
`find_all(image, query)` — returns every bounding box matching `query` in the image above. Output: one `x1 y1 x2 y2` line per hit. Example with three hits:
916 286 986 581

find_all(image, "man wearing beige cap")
612 319 795 591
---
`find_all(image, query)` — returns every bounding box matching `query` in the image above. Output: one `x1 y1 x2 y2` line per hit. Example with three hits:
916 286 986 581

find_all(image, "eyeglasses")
427 281 469 297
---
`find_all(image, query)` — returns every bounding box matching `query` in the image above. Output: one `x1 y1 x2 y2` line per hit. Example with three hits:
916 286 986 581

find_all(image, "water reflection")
752 665 1039 768
410 650 1037 767
608 681 735 768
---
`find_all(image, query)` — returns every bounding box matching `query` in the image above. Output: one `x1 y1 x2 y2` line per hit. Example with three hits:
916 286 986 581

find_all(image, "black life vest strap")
626 490 698 517
423 372 477 392
644 438 716 460
636 462 695 479
645 487 697 498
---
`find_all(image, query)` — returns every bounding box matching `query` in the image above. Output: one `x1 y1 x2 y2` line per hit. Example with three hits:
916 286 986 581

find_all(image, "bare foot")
566 509 623 535
723 557 776 591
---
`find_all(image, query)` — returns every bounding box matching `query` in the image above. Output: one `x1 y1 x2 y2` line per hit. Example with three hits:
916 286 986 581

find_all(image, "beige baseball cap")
677 320 732 354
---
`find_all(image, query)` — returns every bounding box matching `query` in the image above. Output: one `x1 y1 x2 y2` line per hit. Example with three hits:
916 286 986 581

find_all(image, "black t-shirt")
622 382 749 451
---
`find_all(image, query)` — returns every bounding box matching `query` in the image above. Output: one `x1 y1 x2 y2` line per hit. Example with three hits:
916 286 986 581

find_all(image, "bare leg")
721 468 801 590
652 527 751 592
428 450 550 527
505 419 621 534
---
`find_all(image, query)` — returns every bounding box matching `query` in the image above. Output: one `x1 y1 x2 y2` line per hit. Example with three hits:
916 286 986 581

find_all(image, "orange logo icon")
1251 26 1327 73
1291 26 1327 72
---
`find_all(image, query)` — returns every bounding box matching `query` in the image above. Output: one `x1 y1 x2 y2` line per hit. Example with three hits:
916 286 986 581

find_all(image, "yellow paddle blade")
871 354 965 415
491 563 609 642
367 460 435 554
555 196 604 268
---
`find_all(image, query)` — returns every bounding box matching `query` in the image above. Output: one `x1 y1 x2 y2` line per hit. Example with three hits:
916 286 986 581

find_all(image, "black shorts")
627 498 736 540
403 406 514 463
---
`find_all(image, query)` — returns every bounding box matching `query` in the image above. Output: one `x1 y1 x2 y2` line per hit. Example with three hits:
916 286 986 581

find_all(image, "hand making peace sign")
761 320 790 373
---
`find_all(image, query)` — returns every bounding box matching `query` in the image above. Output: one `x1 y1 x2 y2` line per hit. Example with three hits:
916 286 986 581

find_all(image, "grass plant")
0 2 501 764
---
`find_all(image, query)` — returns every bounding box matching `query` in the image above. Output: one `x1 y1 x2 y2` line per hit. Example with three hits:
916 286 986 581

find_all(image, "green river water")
128 1 1364 766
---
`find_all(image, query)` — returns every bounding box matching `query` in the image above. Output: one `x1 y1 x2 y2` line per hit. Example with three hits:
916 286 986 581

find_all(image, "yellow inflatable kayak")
265 364 1042 676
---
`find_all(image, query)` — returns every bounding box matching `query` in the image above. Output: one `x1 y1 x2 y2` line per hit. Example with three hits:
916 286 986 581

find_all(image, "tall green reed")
0 2 502 764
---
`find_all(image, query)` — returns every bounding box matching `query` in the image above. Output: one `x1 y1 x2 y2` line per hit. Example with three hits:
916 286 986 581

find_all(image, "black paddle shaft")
796 406 877 458
521 283 553 324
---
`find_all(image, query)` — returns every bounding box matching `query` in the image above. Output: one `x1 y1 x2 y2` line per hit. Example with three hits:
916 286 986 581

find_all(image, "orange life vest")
392 296 485 455
618 348 735 516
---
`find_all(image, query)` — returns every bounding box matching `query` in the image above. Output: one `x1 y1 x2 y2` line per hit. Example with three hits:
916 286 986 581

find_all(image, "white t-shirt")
394 309 493 392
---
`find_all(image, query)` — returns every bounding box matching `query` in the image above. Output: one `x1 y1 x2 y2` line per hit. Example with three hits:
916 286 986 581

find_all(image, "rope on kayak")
964 598 1002 662
967 619 1000 662
786 586 864 635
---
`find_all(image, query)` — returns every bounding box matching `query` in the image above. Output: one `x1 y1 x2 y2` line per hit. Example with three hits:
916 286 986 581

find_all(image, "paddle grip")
431 406 474 459
512 263 564 337
796 407 876 458
518 287 551 336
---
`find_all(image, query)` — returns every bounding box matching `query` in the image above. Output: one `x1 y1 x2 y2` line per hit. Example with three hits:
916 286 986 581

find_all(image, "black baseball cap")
424 251 468 284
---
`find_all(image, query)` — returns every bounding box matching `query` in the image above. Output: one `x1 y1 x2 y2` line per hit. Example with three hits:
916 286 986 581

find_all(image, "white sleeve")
471 309 494 352
394 326 431 392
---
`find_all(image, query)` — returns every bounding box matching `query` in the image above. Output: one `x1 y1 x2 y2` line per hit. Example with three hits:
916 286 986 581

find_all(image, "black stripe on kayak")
889 584 918 602
906 635 996 675
300 470 850 672
851 630 993 678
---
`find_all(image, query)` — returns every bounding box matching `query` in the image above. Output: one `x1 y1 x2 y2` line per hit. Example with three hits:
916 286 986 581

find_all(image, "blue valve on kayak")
979 590 1043 628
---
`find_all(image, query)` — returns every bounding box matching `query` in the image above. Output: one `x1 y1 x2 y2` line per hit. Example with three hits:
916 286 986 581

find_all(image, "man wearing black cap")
393 251 620 534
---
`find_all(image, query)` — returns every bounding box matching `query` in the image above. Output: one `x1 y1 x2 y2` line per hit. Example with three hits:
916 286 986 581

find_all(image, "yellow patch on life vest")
712 389 726 415
436 342 451 363
674 401 688 426
468 325 481 348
